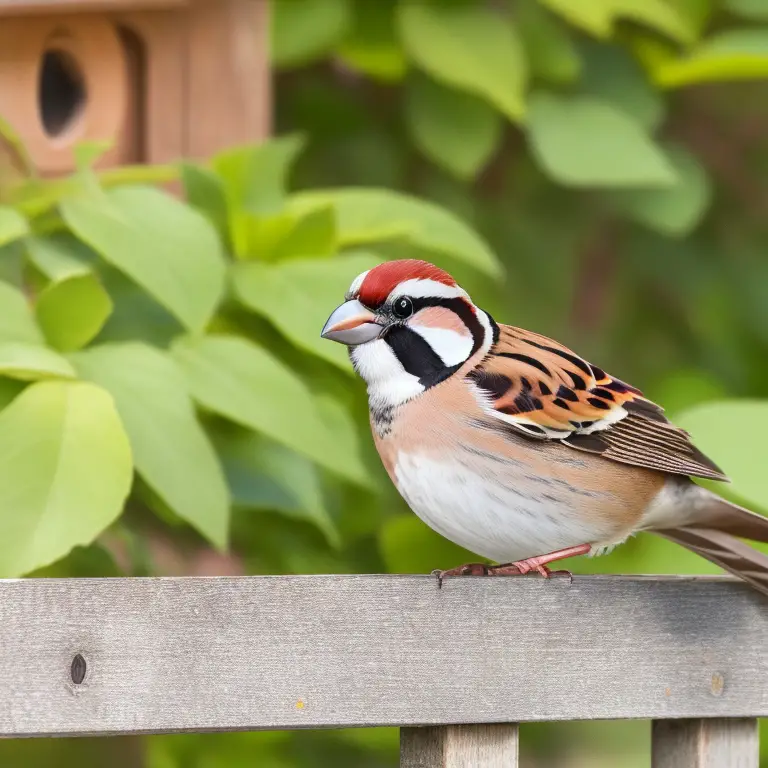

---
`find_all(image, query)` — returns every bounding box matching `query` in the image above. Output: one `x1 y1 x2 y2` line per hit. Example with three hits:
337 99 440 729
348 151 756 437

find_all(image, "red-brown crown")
356 260 457 308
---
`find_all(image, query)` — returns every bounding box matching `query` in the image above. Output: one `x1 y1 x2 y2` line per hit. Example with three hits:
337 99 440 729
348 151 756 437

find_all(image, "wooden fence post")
652 718 759 768
400 724 519 768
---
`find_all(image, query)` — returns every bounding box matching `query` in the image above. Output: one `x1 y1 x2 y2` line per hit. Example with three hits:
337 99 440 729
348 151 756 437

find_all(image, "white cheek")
409 326 473 367
350 340 423 409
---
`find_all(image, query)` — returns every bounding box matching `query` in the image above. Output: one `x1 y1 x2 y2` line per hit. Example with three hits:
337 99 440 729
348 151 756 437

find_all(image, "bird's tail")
654 494 768 597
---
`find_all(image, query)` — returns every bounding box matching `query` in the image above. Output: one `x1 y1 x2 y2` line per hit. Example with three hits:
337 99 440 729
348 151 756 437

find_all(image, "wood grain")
0 0 186 15
401 725 519 767
1 575 767 737
652 718 758 767
184 0 270 158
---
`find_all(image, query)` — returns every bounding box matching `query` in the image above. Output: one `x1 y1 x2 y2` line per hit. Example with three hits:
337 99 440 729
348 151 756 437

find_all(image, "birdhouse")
0 0 270 176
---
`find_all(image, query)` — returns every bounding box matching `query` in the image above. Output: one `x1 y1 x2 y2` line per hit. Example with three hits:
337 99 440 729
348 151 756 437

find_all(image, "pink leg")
434 544 591 588
491 543 592 578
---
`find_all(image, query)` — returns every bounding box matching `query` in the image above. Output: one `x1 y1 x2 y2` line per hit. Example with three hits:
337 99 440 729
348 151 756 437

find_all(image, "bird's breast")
372 376 663 562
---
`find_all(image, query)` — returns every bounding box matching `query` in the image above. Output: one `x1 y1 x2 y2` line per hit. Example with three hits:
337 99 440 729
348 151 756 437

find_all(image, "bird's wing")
469 324 728 481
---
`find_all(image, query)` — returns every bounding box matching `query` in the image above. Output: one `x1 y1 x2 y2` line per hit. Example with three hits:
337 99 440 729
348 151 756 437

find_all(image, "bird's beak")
321 299 383 346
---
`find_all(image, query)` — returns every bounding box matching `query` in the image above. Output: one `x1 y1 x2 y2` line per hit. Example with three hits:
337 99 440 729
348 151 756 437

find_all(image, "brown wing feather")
469 324 728 482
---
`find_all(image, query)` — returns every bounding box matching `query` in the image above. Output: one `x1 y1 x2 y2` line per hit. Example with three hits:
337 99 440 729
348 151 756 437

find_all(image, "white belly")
393 452 618 563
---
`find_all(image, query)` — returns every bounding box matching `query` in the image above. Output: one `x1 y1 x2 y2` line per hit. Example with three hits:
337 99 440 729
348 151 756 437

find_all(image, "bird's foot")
488 561 573 581
432 563 495 588
432 543 591 588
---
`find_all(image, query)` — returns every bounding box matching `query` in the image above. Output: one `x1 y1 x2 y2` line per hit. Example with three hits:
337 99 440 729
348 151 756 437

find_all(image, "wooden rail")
0 575 765 765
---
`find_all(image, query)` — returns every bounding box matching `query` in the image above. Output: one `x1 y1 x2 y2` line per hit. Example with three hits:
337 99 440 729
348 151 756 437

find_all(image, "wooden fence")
1 574 766 766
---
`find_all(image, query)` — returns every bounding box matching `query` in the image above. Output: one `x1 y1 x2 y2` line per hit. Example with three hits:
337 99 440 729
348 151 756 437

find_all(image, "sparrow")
321 259 768 594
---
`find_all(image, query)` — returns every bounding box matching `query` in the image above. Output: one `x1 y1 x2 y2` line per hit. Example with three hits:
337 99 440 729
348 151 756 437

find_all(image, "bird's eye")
392 297 413 319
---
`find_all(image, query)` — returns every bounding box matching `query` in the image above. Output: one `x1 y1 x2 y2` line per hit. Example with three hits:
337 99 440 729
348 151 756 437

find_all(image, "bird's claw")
432 563 489 589
432 561 574 588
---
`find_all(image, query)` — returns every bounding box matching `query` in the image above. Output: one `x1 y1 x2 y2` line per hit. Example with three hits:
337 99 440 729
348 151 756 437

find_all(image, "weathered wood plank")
1 575 767 737
652 718 759 768
401 724 519 767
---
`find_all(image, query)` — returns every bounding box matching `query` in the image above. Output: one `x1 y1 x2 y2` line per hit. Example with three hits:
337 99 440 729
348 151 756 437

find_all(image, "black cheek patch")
386 326 460 390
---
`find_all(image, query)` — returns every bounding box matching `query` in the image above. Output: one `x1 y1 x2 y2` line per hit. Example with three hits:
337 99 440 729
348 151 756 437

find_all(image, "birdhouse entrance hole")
38 48 86 140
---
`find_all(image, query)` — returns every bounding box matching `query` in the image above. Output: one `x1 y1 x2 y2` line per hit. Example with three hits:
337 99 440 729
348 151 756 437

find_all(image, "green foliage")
72 343 231 549
405 74 503 180
36 274 113 351
0 206 28 246
61 185 226 332
232 251 383 369
528 93 676 186
676 400 768 513
0 128 496 577
0 381 132 577
398 3 528 121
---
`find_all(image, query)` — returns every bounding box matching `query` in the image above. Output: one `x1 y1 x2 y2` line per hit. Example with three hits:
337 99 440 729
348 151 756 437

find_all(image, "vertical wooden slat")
652 719 759 768
400 724 519 768
184 0 271 158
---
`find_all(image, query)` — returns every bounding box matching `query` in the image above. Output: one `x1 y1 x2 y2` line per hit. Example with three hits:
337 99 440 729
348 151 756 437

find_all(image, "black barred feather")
471 323 729 482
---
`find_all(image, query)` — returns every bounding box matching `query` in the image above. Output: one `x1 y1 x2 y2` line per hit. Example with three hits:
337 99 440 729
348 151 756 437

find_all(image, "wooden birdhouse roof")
0 0 187 16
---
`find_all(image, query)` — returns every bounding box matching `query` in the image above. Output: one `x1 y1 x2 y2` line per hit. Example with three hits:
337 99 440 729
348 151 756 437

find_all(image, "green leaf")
667 0 713 37
611 145 712 235
398 3 527 122
233 252 382 371
725 0 768 20
98 163 179 188
527 92 677 187
404 74 503 180
0 115 35 176
60 185 226 332
612 0 695 44
579 43 664 131
518 1 581 85
35 274 113 352
271 0 351 68
289 188 502 276
0 281 43 344
212 135 307 259
215 428 339 547
0 207 28 248
171 334 372 488
270 205 337 261
72 343 230 549
74 140 112 171
379 514 485 574
336 0 406 81
181 163 230 243
0 380 132 577
0 341 76 380
212 135 305 217
652 29 768 87
540 0 613 36
541 0 693 42
24 234 94 281
0 377 25 411
676 400 768 513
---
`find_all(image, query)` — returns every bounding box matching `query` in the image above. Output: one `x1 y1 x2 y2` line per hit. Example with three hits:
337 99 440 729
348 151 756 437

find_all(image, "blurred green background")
2 0 768 765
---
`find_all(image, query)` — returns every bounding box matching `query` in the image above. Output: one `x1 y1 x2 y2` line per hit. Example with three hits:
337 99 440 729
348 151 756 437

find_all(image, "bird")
320 258 768 595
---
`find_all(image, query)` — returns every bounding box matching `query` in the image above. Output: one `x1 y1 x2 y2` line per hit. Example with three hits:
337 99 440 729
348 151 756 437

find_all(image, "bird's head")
322 259 497 411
